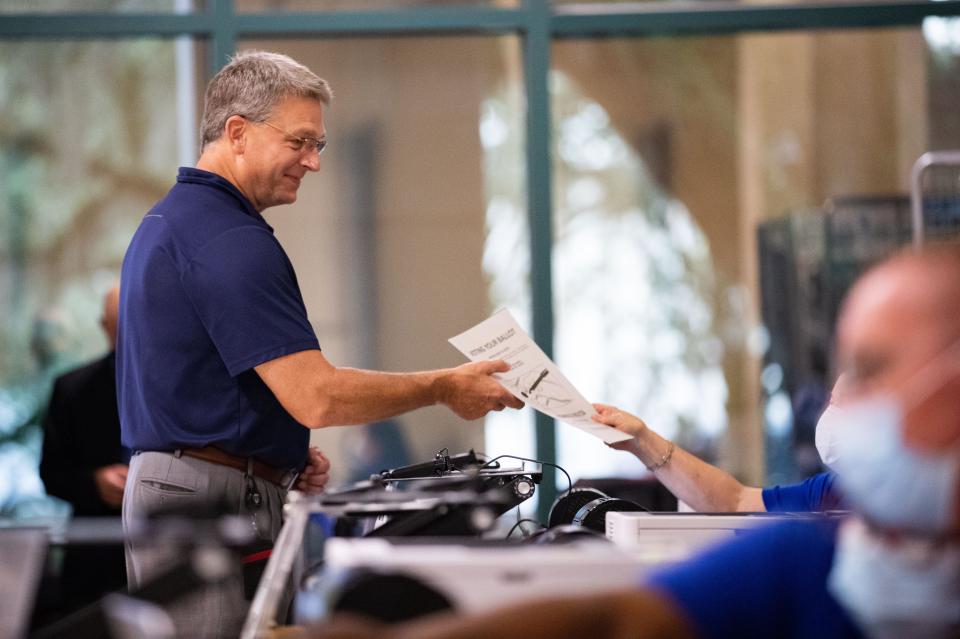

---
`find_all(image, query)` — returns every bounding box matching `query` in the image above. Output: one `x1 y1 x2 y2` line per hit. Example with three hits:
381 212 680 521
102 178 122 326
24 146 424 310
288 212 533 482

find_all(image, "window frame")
3 0 958 517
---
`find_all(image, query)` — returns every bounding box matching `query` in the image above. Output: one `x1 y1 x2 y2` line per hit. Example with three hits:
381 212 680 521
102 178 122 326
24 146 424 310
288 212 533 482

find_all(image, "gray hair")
199 50 332 151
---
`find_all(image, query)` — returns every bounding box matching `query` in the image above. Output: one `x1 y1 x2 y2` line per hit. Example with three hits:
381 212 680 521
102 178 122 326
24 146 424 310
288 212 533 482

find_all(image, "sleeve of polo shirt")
761 472 839 512
183 226 320 376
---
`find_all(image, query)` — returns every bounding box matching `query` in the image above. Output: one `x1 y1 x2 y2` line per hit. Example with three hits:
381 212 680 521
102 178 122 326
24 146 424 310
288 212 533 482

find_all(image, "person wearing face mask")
589 382 848 512
301 243 960 639
639 242 960 639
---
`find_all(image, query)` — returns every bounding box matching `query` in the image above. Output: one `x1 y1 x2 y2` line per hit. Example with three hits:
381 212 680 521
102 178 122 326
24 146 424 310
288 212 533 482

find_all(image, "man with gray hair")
117 50 521 636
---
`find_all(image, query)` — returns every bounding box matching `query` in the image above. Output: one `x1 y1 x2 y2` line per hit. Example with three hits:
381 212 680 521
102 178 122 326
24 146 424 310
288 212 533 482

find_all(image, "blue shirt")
117 167 319 470
762 472 843 512
647 519 863 639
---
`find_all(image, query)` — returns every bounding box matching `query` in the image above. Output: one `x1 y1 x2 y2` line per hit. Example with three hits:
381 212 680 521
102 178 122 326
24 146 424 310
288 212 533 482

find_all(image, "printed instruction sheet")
449 309 633 445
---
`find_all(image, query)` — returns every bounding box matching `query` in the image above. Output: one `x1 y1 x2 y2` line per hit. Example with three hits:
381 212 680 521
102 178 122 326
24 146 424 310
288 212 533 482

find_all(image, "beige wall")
246 37 516 485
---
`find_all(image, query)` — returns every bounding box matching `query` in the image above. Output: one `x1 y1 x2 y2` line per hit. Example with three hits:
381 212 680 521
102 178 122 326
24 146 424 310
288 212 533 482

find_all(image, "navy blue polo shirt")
647 519 863 639
762 472 844 512
117 167 319 470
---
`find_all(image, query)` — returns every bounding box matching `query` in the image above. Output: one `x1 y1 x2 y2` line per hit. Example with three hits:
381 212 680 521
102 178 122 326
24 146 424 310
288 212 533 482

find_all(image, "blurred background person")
39 284 128 612
305 243 960 639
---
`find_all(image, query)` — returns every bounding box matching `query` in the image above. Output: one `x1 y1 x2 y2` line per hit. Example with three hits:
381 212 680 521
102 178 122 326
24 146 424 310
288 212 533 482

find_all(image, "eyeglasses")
258 119 327 156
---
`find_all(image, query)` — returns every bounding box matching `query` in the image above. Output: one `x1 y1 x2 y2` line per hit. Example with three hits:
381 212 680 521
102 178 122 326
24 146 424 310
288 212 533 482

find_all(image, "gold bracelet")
647 441 675 471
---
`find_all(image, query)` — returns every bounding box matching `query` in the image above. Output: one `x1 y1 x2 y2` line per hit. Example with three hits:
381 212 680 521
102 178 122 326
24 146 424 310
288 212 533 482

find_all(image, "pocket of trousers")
140 480 195 493
135 478 199 516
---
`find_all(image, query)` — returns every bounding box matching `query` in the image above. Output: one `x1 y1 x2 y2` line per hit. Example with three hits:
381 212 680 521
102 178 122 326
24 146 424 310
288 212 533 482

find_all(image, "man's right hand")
94 463 128 508
437 360 524 420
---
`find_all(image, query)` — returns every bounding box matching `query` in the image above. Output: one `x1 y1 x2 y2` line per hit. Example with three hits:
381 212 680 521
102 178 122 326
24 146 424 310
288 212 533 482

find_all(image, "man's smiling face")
239 95 325 212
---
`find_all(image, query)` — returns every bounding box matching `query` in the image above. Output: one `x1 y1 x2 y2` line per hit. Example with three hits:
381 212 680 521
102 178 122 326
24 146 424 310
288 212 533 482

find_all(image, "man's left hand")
297 446 331 494
94 463 128 508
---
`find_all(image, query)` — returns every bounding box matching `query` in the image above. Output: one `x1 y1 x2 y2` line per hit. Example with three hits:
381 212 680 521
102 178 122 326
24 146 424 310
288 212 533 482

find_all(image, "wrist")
631 429 671 467
620 437 644 457
645 440 676 472
427 369 453 406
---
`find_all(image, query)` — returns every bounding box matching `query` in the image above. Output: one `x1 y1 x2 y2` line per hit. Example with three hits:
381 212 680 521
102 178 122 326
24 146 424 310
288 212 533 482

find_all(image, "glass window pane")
234 37 528 489
549 26 959 489
237 0 515 12
0 0 203 13
555 0 907 5
0 39 205 518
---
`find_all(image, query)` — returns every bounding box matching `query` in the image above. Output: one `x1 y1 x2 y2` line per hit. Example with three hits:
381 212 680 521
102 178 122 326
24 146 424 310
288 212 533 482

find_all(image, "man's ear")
223 115 248 154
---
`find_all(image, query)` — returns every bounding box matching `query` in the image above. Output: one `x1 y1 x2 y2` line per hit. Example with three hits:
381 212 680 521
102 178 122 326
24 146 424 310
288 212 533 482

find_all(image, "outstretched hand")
296 446 331 494
592 403 648 451
440 360 524 421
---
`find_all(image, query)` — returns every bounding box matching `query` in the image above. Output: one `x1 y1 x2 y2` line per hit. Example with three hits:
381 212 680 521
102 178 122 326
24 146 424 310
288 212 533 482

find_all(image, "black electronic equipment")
572 497 646 532
317 449 543 537
378 449 481 480
32 502 255 639
528 524 605 545
547 487 607 528
329 570 454 622
547 487 648 533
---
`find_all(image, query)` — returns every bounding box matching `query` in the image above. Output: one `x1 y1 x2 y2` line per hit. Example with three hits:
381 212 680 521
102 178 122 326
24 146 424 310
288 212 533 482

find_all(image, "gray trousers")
123 451 287 639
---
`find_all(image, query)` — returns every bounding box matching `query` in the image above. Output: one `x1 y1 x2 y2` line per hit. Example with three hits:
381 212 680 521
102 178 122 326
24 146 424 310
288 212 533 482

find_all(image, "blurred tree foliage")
479 71 734 483
0 39 183 515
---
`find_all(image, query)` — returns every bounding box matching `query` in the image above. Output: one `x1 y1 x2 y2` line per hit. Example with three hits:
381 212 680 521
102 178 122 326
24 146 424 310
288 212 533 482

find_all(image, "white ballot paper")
449 309 632 445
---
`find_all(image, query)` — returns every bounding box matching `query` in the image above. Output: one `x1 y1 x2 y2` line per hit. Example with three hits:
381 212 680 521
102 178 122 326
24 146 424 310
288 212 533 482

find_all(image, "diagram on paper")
503 368 573 410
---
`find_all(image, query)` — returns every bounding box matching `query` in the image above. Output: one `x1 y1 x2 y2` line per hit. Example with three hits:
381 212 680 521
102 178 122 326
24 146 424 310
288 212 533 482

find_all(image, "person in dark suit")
39 284 128 610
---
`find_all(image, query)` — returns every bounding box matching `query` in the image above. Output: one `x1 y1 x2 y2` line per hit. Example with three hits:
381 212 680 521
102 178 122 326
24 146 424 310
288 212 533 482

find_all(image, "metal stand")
910 150 960 246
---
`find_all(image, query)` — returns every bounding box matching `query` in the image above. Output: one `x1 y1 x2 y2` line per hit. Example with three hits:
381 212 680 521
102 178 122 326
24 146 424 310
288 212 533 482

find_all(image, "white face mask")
829 394 960 533
828 519 960 639
829 343 960 534
815 404 843 468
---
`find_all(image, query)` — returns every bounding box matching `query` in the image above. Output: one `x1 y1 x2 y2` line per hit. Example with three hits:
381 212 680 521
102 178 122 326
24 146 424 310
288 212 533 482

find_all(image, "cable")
479 454 573 497
506 518 545 539
477 452 573 537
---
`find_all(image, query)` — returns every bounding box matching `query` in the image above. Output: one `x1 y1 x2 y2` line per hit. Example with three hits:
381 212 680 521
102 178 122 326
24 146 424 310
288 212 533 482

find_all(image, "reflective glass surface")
0 39 205 518
0 0 202 13
548 26 960 486
237 0 515 12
